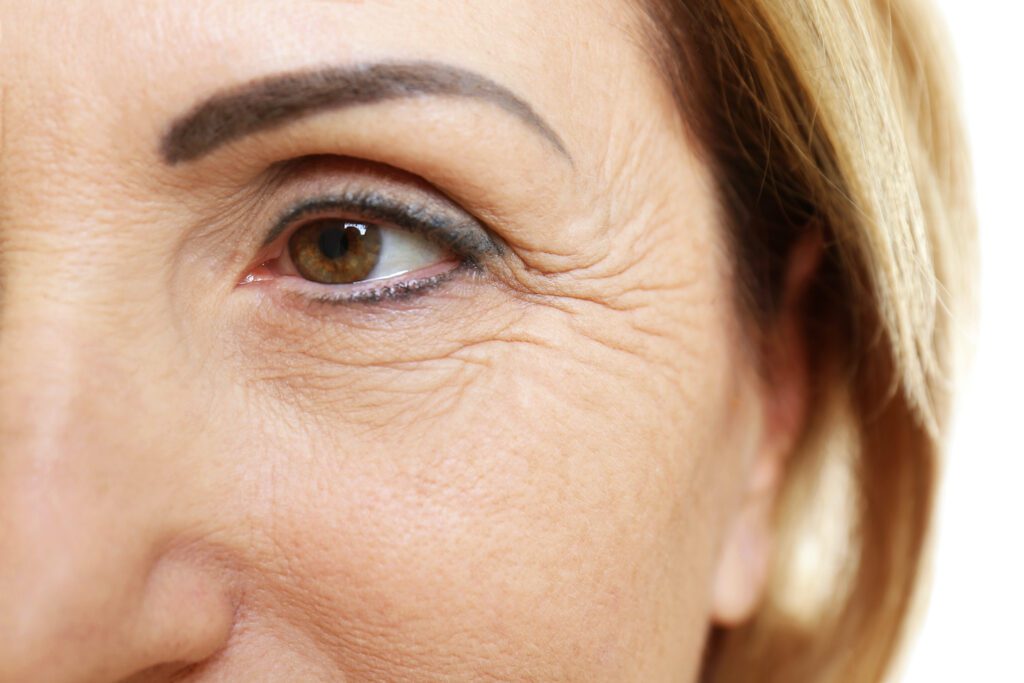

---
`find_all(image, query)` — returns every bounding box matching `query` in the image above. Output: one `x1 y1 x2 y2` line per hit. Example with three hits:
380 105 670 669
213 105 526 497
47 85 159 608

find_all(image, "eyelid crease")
262 189 503 262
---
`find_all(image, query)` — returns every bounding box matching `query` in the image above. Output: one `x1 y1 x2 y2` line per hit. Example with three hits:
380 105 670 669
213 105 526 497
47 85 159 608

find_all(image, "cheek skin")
223 347 750 680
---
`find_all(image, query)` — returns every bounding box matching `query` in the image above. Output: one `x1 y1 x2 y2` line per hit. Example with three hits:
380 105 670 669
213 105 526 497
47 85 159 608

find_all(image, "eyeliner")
262 189 501 260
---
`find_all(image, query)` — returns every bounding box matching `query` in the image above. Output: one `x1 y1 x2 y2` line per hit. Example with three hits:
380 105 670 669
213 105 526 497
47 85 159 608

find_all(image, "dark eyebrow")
160 61 570 165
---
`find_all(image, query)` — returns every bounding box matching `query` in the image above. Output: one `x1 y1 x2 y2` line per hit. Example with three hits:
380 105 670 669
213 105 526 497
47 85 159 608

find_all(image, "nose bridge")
0 15 238 678
0 297 158 623
0 82 200 579
0 176 179 419
0 281 145 457
0 275 235 680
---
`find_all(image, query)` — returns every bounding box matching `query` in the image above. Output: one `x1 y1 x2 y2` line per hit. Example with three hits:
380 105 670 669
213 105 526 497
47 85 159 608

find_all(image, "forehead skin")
0 2 762 681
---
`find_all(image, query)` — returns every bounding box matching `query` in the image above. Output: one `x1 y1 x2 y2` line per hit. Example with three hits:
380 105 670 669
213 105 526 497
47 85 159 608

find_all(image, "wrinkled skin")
0 2 809 681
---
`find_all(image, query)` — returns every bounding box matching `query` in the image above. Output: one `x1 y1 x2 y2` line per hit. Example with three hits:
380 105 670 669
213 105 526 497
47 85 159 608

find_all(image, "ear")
711 230 822 626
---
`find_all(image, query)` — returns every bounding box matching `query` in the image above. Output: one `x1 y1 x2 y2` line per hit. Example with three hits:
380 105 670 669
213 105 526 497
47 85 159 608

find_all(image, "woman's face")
0 2 805 680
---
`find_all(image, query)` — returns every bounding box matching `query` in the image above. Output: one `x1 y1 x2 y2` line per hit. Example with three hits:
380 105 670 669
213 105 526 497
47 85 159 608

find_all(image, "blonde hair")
642 0 974 681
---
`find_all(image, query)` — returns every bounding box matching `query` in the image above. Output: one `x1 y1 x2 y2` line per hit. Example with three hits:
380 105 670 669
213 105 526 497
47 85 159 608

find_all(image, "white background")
902 2 1024 681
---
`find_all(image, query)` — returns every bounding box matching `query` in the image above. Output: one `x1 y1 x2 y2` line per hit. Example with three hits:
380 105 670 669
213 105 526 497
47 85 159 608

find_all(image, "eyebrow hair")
160 61 570 165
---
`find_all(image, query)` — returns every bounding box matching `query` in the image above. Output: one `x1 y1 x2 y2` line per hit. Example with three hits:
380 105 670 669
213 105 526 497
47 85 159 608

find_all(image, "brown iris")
288 219 383 284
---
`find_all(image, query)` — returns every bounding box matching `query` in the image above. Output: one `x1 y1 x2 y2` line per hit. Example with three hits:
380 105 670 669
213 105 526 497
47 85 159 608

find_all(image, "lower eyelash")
306 260 477 306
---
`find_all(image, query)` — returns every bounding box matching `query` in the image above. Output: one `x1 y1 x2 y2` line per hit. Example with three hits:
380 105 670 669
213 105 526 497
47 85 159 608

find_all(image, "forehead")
0 1 656 168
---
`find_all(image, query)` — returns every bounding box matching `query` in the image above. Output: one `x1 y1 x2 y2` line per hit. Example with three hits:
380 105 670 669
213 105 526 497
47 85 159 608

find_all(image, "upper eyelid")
261 189 503 259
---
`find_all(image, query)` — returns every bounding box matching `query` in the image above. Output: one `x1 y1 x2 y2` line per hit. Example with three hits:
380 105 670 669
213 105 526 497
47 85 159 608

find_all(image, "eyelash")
248 189 498 305
306 262 474 306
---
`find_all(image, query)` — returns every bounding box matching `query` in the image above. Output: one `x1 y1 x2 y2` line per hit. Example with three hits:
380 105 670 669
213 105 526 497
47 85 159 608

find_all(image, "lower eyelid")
267 258 465 304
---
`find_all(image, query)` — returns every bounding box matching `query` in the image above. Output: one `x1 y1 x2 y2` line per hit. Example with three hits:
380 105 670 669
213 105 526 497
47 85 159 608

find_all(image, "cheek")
209 288 754 680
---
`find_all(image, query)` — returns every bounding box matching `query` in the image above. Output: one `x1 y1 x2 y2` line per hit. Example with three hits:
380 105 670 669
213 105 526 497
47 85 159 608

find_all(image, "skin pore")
0 1 810 681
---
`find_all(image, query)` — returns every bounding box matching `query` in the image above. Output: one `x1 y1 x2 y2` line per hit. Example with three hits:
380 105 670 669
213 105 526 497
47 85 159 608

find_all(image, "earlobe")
711 489 775 625
711 229 823 626
710 422 786 625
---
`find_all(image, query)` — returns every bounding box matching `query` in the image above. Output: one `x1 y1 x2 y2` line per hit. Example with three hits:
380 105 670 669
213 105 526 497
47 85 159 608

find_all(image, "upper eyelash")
262 188 502 261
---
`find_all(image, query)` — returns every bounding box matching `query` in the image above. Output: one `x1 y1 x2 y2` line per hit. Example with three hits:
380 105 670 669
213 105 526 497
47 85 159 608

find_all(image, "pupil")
318 226 349 260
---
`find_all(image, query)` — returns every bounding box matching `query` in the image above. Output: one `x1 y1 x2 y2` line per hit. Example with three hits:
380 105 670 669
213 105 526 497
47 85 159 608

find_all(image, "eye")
241 189 500 304
285 218 451 286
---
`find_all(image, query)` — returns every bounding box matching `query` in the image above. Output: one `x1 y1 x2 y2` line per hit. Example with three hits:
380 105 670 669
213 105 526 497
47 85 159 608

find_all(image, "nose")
0 304 236 682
